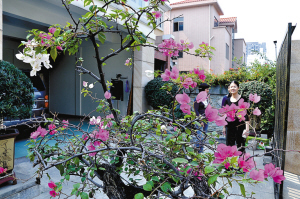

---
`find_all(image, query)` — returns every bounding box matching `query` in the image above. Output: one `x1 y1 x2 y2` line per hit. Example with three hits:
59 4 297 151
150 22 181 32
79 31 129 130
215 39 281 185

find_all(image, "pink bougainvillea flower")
236 109 247 122
270 169 286 184
161 73 170 81
62 120 69 129
170 66 179 80
182 77 194 88
56 46 63 51
224 162 230 169
253 107 261 116
124 58 131 66
125 133 129 139
196 91 207 103
94 129 109 141
152 11 162 19
93 141 101 146
48 124 57 135
30 130 41 139
49 27 56 34
104 91 111 99
38 126 48 137
264 163 276 178
174 127 177 131
263 163 285 183
87 143 96 157
188 42 194 49
238 98 250 110
205 104 219 122
106 114 114 119
197 69 206 81
180 104 191 115
176 92 190 104
82 134 88 141
213 144 242 164
48 181 57 189
180 40 184 44
238 153 256 172
215 115 228 126
49 190 59 197
0 167 7 174
250 169 265 182
83 81 88 87
249 93 261 103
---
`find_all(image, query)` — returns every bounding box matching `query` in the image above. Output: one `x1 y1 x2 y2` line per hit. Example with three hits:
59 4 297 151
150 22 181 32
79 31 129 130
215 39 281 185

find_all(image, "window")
178 51 183 58
173 17 183 32
156 12 163 29
226 44 229 60
214 17 218 27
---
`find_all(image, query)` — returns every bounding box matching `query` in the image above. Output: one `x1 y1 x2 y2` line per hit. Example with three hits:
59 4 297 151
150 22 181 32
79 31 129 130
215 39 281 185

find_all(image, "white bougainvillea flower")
89 84 94 89
16 52 25 60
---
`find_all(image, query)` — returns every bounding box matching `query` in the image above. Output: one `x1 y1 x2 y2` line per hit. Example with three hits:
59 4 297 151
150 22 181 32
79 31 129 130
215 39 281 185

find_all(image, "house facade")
0 0 171 115
164 0 246 74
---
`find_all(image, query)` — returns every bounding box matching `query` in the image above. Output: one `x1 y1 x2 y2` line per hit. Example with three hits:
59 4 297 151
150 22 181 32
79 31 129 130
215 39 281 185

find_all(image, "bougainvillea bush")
14 0 286 199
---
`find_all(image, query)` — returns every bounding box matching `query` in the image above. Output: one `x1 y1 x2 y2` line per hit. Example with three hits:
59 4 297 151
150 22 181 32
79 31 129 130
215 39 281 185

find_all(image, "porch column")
133 39 155 113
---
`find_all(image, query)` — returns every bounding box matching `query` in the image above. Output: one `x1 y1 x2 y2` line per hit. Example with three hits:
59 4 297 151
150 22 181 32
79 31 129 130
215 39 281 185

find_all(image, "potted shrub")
239 81 272 135
0 60 34 185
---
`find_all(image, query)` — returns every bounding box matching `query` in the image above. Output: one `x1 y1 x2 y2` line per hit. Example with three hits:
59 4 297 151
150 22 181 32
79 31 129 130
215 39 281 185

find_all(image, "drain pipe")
208 4 211 74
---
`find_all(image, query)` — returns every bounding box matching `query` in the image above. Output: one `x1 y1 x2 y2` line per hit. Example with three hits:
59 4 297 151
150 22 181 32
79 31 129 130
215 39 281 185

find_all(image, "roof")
170 0 223 15
219 17 237 23
170 0 210 6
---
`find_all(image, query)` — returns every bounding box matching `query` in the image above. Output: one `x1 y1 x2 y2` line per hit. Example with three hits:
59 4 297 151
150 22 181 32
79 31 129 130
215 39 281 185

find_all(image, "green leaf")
65 174 70 180
185 128 191 135
98 33 106 44
73 183 80 190
152 176 159 181
161 182 171 193
81 177 86 182
172 158 188 164
204 166 215 174
143 184 152 191
190 161 199 166
134 193 144 199
90 170 94 177
54 29 60 37
50 47 57 61
84 0 93 6
208 174 219 186
239 183 246 197
80 192 89 199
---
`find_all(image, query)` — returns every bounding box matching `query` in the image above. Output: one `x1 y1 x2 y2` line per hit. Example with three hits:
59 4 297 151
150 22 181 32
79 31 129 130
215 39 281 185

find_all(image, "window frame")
173 17 184 32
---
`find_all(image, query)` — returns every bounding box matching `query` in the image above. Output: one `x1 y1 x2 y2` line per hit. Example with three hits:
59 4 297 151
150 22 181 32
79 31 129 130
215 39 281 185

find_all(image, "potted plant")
0 60 34 185
239 81 273 135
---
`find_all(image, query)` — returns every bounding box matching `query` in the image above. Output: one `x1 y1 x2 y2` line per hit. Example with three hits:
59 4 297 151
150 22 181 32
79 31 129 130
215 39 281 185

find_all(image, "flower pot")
0 128 19 185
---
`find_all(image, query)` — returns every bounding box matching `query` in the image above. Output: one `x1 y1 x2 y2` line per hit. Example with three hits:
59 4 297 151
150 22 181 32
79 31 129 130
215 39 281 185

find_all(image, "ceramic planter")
0 128 19 185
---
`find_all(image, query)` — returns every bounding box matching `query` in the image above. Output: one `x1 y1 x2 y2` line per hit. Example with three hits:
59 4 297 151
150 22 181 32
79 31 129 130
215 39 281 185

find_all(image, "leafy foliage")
0 60 34 120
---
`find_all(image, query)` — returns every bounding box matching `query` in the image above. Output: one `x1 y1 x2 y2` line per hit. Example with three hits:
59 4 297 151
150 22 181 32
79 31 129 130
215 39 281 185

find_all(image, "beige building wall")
285 40 300 175
166 1 234 75
233 38 246 68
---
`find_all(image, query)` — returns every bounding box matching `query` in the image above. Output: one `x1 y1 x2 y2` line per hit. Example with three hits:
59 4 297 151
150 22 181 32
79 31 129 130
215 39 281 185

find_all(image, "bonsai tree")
15 0 286 198
0 60 34 121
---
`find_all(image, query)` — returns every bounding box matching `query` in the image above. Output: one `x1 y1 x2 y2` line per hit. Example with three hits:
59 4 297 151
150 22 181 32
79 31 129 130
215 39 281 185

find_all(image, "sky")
169 0 300 62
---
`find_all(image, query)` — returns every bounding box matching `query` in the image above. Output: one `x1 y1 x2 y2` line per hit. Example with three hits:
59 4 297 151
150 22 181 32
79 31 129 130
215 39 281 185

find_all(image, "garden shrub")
239 81 272 132
0 60 34 120
145 77 178 109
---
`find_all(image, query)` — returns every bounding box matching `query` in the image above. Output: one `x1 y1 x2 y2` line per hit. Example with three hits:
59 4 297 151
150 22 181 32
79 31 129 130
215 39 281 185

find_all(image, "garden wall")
285 40 300 175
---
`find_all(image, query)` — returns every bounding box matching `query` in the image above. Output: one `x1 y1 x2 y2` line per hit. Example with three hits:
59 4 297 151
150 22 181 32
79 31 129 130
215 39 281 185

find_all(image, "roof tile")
170 0 210 6
219 17 237 23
